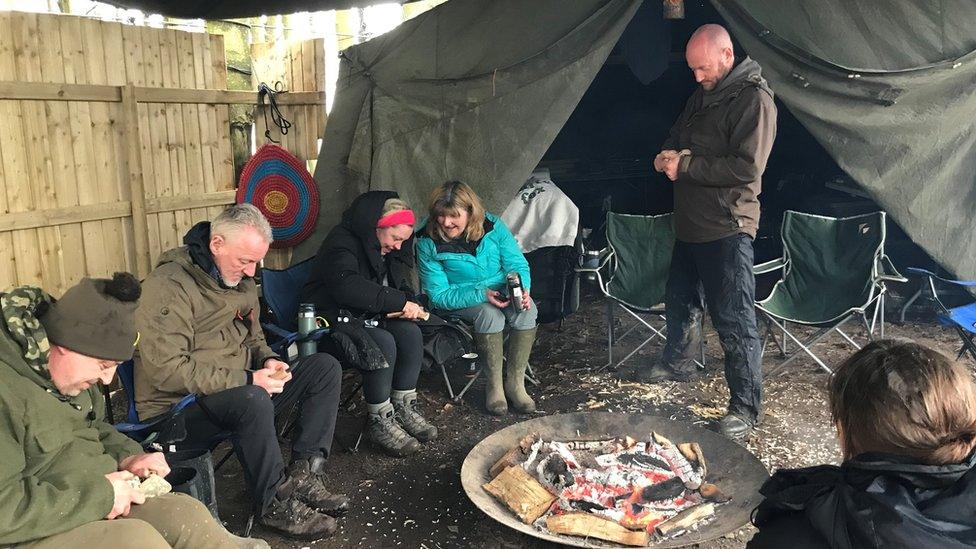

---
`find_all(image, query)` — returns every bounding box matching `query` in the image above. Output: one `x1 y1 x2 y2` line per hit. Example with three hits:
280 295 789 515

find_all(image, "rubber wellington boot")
474 331 507 415
504 327 537 413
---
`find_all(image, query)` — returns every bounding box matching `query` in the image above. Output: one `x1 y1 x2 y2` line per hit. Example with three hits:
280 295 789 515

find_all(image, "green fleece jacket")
0 312 142 544
134 247 278 419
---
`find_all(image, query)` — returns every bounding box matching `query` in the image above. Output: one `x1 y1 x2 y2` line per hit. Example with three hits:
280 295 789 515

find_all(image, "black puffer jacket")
302 190 417 322
748 451 976 549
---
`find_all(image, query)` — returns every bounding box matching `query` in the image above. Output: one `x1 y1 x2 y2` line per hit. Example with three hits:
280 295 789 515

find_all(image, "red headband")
377 209 415 228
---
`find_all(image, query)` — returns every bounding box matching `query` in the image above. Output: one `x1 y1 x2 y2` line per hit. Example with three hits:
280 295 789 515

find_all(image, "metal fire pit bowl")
461 412 769 548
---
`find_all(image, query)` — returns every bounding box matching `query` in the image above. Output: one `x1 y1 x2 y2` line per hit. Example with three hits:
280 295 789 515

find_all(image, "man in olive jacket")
135 204 347 539
631 24 777 439
0 273 251 548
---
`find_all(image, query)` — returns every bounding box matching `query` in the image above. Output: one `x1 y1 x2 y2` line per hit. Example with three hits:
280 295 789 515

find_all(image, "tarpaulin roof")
293 0 642 260
105 0 409 19
716 0 976 279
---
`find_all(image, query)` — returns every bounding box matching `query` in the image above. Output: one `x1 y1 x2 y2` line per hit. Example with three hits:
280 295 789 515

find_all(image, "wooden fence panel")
0 14 328 293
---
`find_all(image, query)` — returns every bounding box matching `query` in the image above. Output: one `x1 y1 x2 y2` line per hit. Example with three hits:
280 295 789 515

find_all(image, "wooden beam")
134 87 325 105
0 80 121 101
121 84 152 277
0 202 131 232
145 190 237 214
0 80 325 106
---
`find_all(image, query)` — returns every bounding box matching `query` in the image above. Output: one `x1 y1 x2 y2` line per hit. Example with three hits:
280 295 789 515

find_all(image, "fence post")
121 84 152 278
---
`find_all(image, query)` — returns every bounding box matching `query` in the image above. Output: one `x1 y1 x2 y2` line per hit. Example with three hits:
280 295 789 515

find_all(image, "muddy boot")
475 331 507 415
504 327 537 413
259 482 337 540
391 389 438 442
286 456 350 517
364 400 422 457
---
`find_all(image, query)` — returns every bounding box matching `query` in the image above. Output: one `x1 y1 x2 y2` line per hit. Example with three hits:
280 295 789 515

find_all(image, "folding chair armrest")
878 255 908 283
115 394 197 434
907 267 976 287
753 257 785 276
262 322 300 345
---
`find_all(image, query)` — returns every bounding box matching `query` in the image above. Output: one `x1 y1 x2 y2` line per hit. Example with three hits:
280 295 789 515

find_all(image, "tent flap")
295 0 642 260
716 0 976 280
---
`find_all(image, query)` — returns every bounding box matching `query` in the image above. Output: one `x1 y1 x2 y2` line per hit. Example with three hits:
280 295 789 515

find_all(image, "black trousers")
359 319 424 404
174 352 342 514
664 233 763 421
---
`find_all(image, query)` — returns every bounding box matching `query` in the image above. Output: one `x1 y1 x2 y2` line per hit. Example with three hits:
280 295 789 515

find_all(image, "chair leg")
763 316 833 374
698 315 706 369
340 381 364 411
214 448 234 472
439 363 456 401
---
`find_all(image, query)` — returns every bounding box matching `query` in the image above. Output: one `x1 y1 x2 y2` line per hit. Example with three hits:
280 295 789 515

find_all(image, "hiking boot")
504 327 537 413
392 390 438 443
715 413 754 439
259 493 336 540
633 363 693 384
474 332 507 415
365 401 422 457
286 456 350 517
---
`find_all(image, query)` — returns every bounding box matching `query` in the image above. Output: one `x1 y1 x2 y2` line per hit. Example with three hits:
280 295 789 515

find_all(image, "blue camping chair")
260 257 330 359
113 359 198 445
906 268 976 363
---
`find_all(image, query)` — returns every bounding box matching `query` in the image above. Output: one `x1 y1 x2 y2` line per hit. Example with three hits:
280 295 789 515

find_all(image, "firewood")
699 482 731 503
546 512 650 546
678 442 707 477
655 503 715 536
488 434 538 479
483 465 555 524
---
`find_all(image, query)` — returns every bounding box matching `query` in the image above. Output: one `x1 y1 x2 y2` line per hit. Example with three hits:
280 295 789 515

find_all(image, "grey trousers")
20 493 238 549
443 299 538 334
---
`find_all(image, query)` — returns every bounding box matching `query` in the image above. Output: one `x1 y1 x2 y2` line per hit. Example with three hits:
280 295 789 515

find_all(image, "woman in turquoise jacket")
417 181 537 415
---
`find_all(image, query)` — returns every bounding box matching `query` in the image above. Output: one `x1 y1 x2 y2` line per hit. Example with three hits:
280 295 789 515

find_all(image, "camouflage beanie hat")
39 272 142 362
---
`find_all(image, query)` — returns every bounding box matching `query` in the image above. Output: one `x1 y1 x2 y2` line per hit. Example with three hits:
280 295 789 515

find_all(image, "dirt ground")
204 285 973 549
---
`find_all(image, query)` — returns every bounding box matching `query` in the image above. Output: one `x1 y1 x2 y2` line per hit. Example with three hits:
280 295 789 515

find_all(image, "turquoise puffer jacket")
417 213 531 311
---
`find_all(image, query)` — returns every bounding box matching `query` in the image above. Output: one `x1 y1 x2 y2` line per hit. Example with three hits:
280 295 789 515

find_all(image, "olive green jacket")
0 317 142 544
134 247 278 419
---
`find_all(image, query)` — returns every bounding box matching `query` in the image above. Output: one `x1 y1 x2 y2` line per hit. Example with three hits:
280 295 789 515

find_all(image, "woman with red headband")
303 191 435 457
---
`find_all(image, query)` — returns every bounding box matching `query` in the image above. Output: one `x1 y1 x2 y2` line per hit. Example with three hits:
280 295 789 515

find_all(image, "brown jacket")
664 56 777 243
133 247 277 419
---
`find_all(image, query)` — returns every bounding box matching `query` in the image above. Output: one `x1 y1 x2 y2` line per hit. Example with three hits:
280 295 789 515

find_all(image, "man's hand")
254 359 291 395
663 155 680 181
119 452 170 479
520 290 532 311
486 289 511 309
401 300 426 320
105 471 145 519
653 150 679 172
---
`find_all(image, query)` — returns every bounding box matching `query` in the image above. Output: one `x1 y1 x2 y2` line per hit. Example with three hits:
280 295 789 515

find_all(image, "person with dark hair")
303 191 437 457
749 339 976 548
417 181 537 416
135 204 347 539
0 273 266 548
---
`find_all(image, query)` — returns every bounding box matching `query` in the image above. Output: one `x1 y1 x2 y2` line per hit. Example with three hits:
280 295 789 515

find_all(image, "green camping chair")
578 212 704 371
755 210 906 374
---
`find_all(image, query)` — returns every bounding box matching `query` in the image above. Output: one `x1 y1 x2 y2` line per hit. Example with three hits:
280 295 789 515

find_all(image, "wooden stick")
655 503 715 536
546 513 649 546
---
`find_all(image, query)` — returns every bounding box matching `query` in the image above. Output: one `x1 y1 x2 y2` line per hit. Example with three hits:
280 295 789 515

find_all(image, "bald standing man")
627 24 777 439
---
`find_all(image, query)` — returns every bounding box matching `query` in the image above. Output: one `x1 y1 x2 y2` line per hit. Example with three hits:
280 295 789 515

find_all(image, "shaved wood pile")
482 432 729 546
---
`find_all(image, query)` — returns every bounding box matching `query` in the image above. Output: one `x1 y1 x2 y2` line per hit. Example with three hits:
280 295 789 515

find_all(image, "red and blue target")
236 144 319 249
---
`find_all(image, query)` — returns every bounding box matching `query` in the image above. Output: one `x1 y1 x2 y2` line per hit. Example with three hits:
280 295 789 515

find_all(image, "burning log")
488 434 539 479
654 502 715 536
483 465 556 524
678 442 707 477
546 512 650 546
652 432 704 489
